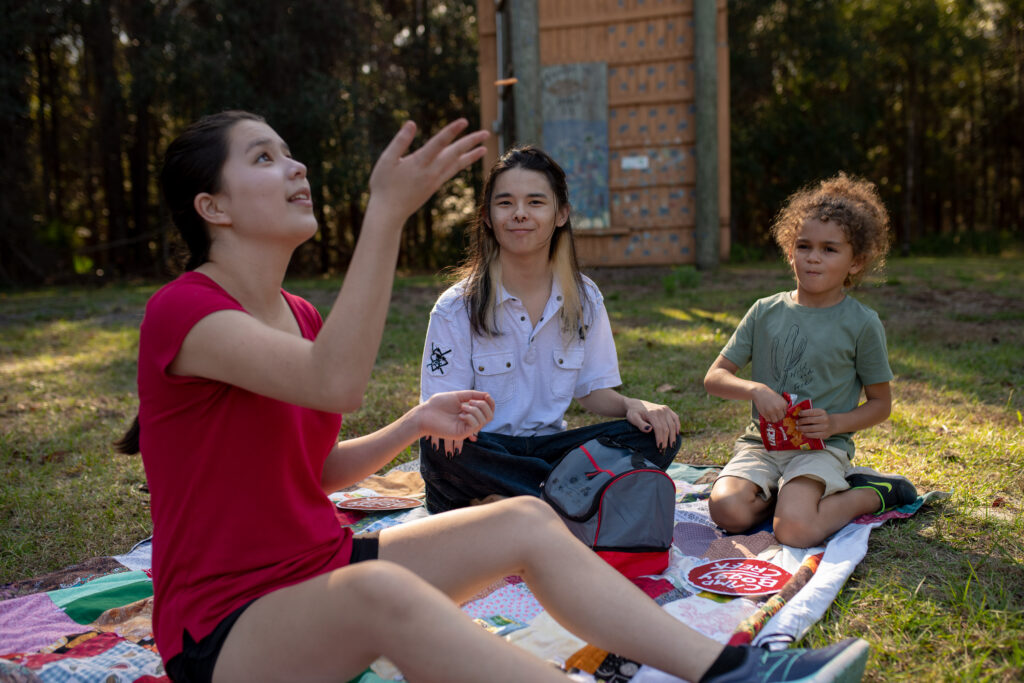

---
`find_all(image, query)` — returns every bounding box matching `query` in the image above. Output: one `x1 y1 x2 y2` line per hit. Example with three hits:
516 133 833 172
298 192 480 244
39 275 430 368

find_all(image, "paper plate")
335 496 423 512
686 558 793 597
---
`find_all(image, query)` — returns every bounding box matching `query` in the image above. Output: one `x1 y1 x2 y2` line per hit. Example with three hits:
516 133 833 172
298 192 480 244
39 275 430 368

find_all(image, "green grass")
2 257 1023 680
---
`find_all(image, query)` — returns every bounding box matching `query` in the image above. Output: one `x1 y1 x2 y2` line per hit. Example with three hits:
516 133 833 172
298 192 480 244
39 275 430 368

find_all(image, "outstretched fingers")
369 119 489 221
380 118 483 168
377 120 419 165
414 117 471 156
410 118 489 180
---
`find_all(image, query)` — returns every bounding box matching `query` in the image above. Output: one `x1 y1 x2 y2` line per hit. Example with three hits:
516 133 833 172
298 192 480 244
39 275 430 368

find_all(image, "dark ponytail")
114 414 140 455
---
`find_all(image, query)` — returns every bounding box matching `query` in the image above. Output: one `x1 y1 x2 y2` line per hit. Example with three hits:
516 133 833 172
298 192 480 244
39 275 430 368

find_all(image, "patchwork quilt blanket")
0 464 944 683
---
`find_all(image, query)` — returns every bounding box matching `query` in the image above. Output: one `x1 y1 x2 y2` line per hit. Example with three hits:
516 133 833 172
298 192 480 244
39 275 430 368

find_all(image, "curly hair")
771 173 891 288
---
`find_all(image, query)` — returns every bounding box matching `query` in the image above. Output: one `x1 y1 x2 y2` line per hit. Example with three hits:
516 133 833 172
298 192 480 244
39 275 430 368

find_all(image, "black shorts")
165 533 381 683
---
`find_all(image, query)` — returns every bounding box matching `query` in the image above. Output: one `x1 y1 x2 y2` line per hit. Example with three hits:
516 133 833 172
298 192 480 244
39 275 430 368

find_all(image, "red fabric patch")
334 508 367 526
597 550 669 579
631 576 675 599
14 631 120 668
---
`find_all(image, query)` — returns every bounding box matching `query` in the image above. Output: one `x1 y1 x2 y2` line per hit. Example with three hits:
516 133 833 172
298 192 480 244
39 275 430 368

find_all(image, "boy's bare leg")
708 475 774 533
380 496 721 682
774 476 880 547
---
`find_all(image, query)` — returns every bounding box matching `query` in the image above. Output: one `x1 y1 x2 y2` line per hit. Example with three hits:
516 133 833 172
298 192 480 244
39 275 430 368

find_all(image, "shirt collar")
496 278 565 308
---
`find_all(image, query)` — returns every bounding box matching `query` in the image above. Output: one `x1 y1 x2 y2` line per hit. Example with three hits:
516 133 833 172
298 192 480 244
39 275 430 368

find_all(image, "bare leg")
773 476 879 548
708 475 773 534
380 496 722 682
213 559 568 683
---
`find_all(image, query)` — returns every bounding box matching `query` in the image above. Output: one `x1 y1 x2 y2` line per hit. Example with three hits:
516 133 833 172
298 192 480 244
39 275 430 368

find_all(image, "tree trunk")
901 70 917 255
348 197 363 264
128 96 151 268
34 42 59 226
83 0 129 274
315 163 331 274
423 196 435 269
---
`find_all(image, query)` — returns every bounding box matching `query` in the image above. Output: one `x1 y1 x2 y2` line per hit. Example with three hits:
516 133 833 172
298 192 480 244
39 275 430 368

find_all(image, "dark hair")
116 110 266 455
456 145 587 340
160 110 266 270
113 415 140 455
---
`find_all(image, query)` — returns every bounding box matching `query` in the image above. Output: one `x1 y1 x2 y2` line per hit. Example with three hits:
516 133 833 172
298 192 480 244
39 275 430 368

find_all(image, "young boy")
705 173 917 548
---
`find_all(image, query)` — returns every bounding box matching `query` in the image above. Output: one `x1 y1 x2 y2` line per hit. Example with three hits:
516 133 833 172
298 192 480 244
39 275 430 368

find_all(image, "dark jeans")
419 419 680 514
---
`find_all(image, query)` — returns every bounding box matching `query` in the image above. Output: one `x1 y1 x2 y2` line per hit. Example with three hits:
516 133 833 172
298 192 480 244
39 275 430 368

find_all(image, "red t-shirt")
137 272 353 662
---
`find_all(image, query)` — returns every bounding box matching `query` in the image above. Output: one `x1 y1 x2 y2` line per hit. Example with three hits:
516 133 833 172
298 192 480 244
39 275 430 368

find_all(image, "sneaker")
706 638 870 682
845 466 918 514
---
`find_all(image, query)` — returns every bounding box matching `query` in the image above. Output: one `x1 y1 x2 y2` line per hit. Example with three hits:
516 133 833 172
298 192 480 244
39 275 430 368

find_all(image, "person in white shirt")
419 145 681 513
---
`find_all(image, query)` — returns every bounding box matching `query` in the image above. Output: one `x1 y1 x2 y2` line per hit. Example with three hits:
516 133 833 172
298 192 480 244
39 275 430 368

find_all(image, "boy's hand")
795 407 834 440
751 384 789 423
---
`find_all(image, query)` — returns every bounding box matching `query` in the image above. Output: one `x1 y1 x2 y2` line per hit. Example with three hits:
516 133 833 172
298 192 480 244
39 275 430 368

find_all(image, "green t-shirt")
720 291 893 457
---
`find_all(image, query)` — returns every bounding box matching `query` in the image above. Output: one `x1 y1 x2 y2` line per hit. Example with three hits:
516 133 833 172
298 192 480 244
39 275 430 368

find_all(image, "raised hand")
368 119 489 224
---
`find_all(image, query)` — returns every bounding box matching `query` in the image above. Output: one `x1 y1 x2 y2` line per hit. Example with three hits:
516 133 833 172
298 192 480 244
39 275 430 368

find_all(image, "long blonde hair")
455 145 588 342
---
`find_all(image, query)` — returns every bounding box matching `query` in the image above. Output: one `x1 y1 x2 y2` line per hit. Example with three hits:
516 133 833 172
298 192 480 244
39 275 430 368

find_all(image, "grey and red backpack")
541 436 676 578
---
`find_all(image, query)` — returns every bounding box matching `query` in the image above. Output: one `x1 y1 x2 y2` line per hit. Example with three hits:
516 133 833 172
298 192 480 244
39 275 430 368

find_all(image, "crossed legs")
214 497 721 682
420 419 679 513
709 475 881 548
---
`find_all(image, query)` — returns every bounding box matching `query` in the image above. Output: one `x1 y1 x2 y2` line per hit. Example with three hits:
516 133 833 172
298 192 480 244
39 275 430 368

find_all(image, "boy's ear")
849 257 865 276
194 193 232 227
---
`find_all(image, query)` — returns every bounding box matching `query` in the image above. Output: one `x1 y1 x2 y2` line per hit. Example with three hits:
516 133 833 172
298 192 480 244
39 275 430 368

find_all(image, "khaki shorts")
717 439 852 502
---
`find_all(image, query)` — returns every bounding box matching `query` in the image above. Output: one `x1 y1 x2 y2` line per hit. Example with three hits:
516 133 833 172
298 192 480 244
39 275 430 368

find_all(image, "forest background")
1 0 1022 285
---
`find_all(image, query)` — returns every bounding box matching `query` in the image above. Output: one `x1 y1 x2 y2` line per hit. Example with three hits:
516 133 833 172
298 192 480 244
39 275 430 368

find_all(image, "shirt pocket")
472 351 516 405
550 348 585 400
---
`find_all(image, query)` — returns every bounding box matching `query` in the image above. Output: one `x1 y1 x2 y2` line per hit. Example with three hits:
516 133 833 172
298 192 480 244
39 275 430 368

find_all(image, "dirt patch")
879 287 1024 343
591 266 1024 346
587 264 791 297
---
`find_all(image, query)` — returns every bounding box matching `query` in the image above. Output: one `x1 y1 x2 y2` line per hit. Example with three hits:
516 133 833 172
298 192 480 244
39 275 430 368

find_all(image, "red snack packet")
759 393 825 451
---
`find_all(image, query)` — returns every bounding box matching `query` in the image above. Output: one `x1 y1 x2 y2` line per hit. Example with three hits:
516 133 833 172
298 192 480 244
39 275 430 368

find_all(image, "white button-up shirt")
420 275 621 436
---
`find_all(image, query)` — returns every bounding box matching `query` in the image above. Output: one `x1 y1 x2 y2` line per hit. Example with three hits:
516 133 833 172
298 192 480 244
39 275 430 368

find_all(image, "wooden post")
717 0 731 262
694 0 719 270
509 0 541 147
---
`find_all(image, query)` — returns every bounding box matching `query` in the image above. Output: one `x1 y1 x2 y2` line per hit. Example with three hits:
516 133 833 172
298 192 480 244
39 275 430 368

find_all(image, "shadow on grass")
830 502 1024 679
